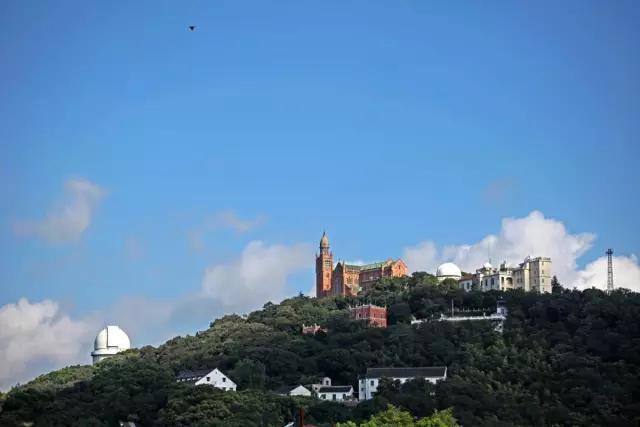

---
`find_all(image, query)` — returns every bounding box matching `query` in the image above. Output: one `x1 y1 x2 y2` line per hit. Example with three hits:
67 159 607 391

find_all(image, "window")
343 394 347 399
332 394 336 400
206 376 210 382
222 377 226 382
370 380 375 386
491 278 495 285
542 279 544 283
321 394 326 400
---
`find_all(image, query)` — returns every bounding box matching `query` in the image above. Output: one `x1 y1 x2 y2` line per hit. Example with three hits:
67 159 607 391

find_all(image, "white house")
358 367 447 401
176 368 236 391
275 384 312 397
317 385 354 402
311 377 332 393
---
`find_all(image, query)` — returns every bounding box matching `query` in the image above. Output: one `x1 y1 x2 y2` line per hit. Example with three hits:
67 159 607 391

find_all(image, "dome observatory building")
91 325 131 364
436 262 462 282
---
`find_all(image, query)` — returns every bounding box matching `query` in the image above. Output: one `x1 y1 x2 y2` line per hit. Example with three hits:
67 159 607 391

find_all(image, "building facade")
350 304 387 328
315 232 408 298
176 368 237 391
459 256 552 293
318 385 354 402
358 367 447 401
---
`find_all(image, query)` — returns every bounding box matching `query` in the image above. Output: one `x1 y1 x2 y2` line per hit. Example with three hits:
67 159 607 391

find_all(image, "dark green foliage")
2 276 639 426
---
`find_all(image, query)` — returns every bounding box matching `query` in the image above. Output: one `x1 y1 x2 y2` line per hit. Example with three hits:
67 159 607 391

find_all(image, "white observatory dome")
436 262 462 281
483 262 493 270
91 325 131 364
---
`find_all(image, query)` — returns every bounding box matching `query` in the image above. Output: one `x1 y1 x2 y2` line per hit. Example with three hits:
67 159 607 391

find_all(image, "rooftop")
364 367 447 379
318 385 353 393
176 369 212 381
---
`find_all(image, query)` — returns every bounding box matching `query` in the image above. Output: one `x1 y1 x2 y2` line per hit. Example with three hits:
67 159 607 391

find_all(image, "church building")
315 232 408 298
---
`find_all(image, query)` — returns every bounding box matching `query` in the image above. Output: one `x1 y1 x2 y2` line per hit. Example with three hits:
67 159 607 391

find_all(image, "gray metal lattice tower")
606 248 614 293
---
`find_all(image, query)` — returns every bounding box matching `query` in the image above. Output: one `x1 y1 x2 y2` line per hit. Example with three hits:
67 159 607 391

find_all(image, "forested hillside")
1 273 639 426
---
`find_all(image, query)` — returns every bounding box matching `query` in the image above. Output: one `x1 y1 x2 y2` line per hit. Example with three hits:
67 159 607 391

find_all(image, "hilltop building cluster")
315 232 408 298
434 256 552 293
457 256 552 293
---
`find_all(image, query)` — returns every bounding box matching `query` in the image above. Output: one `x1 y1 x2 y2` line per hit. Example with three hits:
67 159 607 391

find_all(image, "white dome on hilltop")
436 263 462 281
91 325 130 364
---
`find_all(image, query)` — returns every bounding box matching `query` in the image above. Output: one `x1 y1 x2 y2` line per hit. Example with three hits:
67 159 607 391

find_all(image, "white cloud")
202 240 313 308
574 254 640 291
0 299 95 390
13 178 105 243
402 210 639 291
189 210 265 251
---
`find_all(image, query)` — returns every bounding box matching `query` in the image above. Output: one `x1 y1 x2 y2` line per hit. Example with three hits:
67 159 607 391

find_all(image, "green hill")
1 273 639 426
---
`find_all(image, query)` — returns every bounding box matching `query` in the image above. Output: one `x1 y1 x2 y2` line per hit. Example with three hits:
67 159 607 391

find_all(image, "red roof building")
350 304 387 328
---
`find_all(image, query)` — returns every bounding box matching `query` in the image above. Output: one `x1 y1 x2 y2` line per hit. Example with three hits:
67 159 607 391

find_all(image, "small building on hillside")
350 304 387 328
176 368 236 391
91 325 131 364
317 385 354 402
275 384 312 397
358 367 447 400
311 377 332 393
302 324 327 335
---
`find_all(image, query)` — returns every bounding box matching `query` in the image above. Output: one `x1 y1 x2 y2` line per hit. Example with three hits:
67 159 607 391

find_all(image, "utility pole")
606 248 614 294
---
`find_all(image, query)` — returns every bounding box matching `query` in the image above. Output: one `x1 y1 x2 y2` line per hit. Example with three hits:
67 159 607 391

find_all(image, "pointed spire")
320 230 329 248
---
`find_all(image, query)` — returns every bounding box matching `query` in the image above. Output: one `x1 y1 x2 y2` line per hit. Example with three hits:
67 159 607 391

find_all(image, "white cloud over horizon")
13 178 105 243
201 240 313 307
0 299 96 390
0 239 314 391
403 210 640 291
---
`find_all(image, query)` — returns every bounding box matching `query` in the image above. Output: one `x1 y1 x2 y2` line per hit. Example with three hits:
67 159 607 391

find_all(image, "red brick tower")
316 232 333 297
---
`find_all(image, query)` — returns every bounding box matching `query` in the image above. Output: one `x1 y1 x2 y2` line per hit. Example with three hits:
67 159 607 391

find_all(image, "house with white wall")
358 367 447 400
176 368 237 391
317 385 354 402
275 384 312 397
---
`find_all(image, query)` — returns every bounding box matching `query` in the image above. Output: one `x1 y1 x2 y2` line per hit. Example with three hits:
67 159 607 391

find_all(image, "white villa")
458 256 552 293
318 385 354 402
176 368 236 391
358 367 447 401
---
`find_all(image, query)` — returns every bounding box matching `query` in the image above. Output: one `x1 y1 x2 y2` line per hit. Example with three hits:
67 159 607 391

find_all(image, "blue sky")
0 1 639 388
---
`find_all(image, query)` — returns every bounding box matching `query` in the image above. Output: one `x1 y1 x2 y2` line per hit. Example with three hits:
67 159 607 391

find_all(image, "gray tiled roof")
364 367 446 379
176 369 212 381
318 385 353 393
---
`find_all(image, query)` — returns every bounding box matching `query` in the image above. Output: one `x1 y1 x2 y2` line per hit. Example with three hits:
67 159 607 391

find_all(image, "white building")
176 368 236 391
436 263 462 282
358 367 447 401
276 384 312 397
311 377 332 393
317 385 354 402
91 325 131 364
459 257 552 293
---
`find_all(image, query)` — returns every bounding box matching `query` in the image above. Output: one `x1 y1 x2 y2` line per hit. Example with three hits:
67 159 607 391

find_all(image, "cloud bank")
0 299 95 390
0 240 314 391
13 178 105 243
403 211 639 291
202 240 313 307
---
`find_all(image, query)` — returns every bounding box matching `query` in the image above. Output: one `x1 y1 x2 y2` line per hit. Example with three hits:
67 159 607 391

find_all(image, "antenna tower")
606 248 614 294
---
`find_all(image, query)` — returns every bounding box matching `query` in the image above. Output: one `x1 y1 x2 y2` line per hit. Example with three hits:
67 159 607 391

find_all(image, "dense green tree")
2 278 640 426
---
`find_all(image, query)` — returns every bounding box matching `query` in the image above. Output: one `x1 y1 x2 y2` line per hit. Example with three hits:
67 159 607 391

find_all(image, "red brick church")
315 232 408 298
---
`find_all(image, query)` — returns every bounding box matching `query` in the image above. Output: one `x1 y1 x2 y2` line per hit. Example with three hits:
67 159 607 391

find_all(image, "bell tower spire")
316 231 333 297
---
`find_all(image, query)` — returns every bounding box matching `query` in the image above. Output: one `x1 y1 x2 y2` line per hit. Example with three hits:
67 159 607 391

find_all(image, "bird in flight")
189 26 196 31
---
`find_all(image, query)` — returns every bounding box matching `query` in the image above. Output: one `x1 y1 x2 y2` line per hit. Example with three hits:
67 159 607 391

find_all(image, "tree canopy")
1 273 639 426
